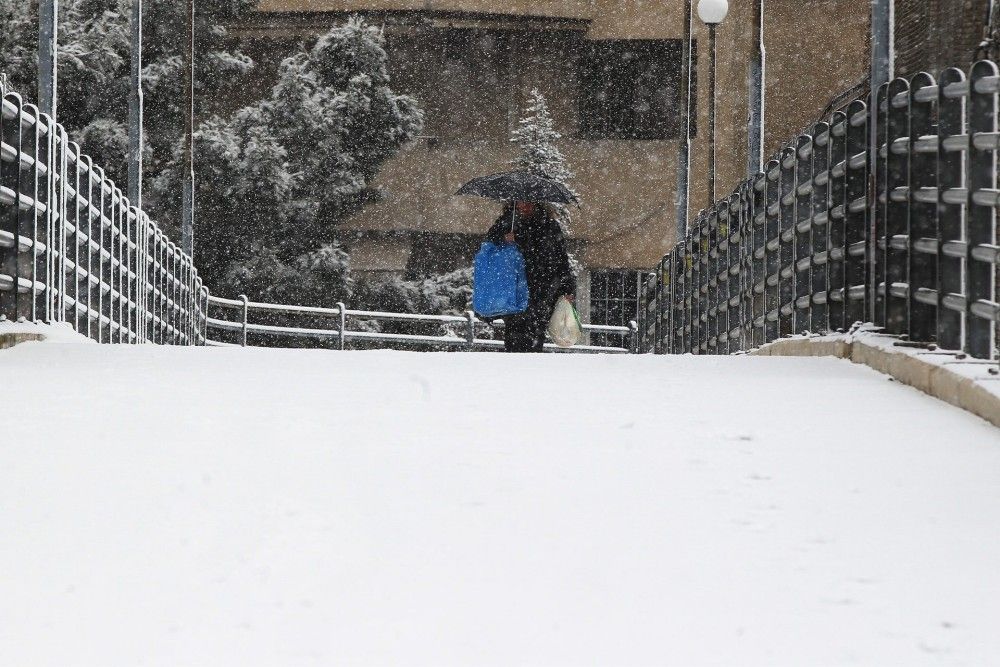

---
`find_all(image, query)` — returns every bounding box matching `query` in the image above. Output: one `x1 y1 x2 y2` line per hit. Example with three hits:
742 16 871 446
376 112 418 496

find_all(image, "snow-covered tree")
511 89 574 187
511 89 581 266
162 17 424 290
0 0 254 188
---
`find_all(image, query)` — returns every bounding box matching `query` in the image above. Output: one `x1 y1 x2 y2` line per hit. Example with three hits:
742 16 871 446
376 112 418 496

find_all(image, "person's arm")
553 230 577 297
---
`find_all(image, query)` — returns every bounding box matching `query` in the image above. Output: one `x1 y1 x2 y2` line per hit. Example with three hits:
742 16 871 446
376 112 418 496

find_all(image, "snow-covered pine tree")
510 88 578 232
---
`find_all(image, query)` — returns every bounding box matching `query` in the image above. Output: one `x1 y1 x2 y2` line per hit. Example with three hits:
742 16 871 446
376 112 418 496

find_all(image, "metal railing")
206 294 638 353
0 88 208 344
639 60 1000 361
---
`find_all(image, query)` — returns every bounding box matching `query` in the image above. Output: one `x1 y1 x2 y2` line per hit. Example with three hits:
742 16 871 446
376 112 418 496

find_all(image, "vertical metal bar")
337 301 346 350
937 68 966 351
31 107 47 324
752 173 767 346
707 208 720 353
873 84 889 327
908 72 938 342
56 126 68 324
778 146 796 337
128 0 144 210
96 167 108 343
181 0 195 258
697 218 708 353
764 159 781 342
748 0 765 178
885 78 911 334
968 61 998 359
708 23 718 203
83 156 94 341
676 0 694 241
679 244 689 352
828 111 848 331
465 310 476 349
794 136 814 334
38 0 58 119
727 192 741 352
68 142 80 332
845 99 869 326
870 0 893 95
0 92 22 322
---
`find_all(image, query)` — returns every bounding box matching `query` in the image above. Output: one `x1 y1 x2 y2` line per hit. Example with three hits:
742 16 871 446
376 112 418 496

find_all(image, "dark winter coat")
485 208 577 352
485 209 576 302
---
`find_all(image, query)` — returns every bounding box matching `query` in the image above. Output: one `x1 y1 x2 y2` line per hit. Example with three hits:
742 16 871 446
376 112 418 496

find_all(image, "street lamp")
182 0 195 258
698 0 728 203
128 0 143 209
38 0 58 118
748 0 764 178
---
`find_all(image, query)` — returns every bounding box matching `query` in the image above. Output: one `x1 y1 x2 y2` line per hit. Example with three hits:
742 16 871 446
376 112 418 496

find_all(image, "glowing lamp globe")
697 0 729 24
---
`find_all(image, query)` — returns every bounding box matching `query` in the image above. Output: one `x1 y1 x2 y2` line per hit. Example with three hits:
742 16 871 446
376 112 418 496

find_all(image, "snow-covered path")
2 343 999 666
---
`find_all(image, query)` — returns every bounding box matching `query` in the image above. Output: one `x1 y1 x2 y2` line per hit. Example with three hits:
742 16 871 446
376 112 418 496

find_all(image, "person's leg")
530 281 561 352
504 315 533 353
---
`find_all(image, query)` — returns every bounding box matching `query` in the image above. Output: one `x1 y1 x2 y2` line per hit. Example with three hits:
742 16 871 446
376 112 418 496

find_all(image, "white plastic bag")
548 296 583 348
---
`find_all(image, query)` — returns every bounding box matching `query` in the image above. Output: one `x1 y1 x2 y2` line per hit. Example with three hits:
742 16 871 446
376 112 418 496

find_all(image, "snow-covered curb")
752 326 1000 428
0 319 94 348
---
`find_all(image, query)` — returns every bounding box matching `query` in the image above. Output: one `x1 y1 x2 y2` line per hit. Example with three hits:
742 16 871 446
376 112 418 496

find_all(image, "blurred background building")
226 0 987 329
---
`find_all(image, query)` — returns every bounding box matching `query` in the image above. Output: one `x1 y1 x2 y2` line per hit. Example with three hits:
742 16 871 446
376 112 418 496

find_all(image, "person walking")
485 201 576 352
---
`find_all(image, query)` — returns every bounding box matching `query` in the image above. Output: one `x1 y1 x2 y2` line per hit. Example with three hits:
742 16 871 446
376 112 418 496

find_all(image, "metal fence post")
811 122 832 334
844 100 869 326
937 67 967 351
873 84 889 328
908 72 939 342
968 61 999 359
239 293 248 347
778 146 796 337
337 301 346 350
751 172 766 346
793 135 813 334
465 310 476 349
763 159 781 342
885 77 911 335
828 111 848 331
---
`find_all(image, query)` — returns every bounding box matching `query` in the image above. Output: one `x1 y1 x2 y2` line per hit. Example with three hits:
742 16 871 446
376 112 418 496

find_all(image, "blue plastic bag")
472 242 529 317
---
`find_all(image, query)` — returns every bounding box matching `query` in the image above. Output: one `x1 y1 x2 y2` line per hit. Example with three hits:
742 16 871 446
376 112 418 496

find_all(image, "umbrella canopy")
455 169 578 205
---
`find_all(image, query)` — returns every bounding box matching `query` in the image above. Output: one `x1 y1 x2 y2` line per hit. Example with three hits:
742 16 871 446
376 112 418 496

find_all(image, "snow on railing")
0 87 207 344
205 294 638 354
638 59 1000 368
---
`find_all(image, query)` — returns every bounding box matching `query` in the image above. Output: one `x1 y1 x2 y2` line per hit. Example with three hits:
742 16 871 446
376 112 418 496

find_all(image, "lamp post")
675 0 694 242
38 0 58 118
128 0 143 209
748 0 764 177
698 0 728 204
181 0 195 258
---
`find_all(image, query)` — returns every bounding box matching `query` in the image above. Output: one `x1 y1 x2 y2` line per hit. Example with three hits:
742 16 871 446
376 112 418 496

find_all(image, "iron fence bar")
938 67 967 350
969 61 1000 358
873 85 889 328
845 100 869 326
764 159 781 343
779 146 796 337
792 136 812 334
751 173 766 346
828 111 848 331
908 73 939 342
885 77 911 335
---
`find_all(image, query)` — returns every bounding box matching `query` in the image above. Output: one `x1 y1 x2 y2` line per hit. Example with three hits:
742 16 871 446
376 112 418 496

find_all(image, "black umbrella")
455 169 578 205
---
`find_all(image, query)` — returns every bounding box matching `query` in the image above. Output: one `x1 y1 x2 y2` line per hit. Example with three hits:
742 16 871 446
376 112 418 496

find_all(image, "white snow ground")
2 342 1000 666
